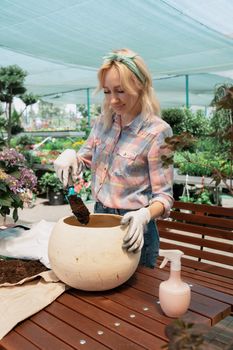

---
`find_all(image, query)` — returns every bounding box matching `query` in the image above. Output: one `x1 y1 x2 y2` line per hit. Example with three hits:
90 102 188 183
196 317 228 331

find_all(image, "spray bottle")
159 249 191 318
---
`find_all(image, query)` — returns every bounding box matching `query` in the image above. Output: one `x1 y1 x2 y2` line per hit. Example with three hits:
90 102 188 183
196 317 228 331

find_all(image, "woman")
54 48 174 268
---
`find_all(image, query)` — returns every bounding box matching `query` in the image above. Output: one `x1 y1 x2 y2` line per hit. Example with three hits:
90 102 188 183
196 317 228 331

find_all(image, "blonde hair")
97 48 161 129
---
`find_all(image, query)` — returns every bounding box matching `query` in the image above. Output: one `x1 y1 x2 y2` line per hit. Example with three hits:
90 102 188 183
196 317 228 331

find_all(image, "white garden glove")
54 149 82 187
121 208 151 253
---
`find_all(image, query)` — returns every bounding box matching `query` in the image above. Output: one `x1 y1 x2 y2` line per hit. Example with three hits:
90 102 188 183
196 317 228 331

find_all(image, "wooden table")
1 265 232 350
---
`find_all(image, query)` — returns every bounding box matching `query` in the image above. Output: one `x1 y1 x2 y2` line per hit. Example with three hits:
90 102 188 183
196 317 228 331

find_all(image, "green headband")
103 52 145 84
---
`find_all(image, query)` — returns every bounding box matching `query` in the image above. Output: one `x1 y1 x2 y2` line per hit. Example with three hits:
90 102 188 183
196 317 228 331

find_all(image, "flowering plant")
0 148 37 222
74 170 92 201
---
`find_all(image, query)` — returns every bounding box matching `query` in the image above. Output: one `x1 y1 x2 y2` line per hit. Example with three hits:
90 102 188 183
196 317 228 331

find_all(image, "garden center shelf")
17 131 85 138
174 169 231 190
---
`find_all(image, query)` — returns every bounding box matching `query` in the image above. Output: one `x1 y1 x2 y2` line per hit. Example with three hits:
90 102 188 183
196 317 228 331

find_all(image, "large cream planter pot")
48 214 141 291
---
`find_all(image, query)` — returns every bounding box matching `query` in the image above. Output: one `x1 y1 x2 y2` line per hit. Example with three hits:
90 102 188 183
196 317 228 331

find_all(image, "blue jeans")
94 202 159 268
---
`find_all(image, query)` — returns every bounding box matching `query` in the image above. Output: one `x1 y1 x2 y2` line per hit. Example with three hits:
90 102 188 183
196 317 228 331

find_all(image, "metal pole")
205 105 207 116
185 75 189 108
87 88 90 127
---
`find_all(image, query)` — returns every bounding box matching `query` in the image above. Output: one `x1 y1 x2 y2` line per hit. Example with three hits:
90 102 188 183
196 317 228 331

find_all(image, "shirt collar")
113 113 144 134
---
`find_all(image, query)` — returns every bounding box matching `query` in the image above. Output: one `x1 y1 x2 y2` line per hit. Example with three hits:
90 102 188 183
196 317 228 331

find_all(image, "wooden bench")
157 200 233 309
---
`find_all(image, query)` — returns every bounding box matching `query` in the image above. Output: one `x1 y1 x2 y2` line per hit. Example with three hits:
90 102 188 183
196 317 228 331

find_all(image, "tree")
0 65 38 145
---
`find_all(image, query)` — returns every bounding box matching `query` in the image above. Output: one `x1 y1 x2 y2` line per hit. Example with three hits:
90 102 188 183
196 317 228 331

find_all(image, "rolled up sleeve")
148 126 174 218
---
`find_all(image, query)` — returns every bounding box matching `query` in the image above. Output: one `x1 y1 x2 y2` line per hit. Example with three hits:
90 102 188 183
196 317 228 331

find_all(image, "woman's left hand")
121 208 151 253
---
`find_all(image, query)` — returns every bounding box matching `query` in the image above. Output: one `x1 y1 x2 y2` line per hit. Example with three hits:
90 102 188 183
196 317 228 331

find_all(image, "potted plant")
162 86 233 206
38 172 64 205
0 147 37 223
192 189 213 205
179 188 213 217
73 170 92 202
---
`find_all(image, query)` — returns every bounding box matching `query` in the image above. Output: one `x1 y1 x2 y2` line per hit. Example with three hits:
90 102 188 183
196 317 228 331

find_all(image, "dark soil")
68 195 90 224
0 259 48 284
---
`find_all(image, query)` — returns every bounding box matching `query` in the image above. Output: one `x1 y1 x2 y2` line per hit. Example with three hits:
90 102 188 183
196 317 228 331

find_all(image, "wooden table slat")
189 293 231 324
190 284 233 309
46 300 145 350
138 266 233 304
58 293 167 349
70 290 168 341
15 320 74 350
0 330 40 350
156 257 233 284
128 272 231 324
117 283 211 325
177 269 233 293
31 310 110 350
139 264 233 288
181 265 233 286
81 286 172 325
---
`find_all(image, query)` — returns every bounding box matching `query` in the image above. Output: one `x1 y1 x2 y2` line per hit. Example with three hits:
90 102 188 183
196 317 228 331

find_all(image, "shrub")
175 151 232 177
38 172 63 194
161 108 186 135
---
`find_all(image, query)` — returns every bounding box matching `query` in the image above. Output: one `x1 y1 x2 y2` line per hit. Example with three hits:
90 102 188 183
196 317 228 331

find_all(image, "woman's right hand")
54 149 82 187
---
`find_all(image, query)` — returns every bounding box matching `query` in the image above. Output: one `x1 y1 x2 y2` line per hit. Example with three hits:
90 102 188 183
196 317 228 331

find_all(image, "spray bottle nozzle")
160 257 169 269
159 249 184 271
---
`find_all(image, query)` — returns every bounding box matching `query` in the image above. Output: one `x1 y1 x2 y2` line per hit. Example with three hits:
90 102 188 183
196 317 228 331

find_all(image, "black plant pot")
173 184 184 201
48 189 65 205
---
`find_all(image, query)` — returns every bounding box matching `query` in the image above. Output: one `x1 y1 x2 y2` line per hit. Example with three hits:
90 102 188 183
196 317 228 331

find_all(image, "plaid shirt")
78 113 174 216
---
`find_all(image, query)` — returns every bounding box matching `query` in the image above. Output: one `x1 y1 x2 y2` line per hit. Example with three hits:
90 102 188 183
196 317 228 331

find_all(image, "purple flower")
3 167 37 193
0 147 38 217
19 167 37 190
5 174 19 194
0 147 26 167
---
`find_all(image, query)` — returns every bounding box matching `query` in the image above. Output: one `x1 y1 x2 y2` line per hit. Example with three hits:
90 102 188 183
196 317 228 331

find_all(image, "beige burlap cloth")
0 270 67 340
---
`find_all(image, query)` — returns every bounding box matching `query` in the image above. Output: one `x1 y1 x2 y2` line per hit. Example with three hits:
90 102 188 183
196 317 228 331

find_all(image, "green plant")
174 152 232 178
73 170 92 200
79 117 91 138
209 109 231 154
0 147 37 222
162 108 210 139
162 87 233 197
22 151 41 169
179 195 193 203
0 65 38 146
183 108 210 138
38 172 63 193
210 84 233 194
76 103 101 137
193 190 213 205
14 135 35 147
162 108 186 135
10 109 24 135
179 189 213 205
